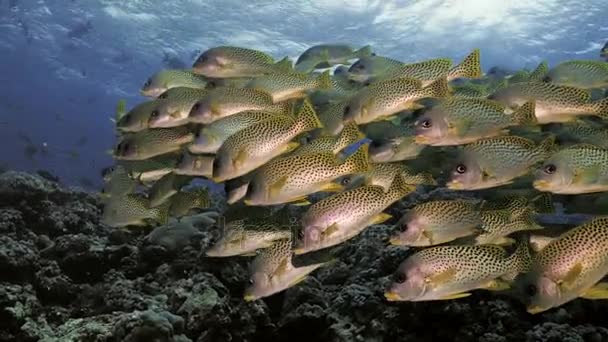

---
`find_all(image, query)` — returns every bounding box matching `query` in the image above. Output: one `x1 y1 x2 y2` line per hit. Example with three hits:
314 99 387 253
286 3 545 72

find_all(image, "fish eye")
122 114 131 124
248 278 254 285
176 153 185 164
298 229 304 239
343 105 350 116
363 80 371 87
144 78 151 87
194 130 201 138
150 110 159 118
394 273 407 284
158 92 168 99
420 119 432 128
198 55 208 63
191 102 201 113
341 177 350 186
543 164 557 174
542 76 551 83
456 164 467 174
526 284 537 297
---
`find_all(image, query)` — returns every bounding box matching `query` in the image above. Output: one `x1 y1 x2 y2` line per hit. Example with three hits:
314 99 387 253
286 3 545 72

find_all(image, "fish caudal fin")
511 101 537 125
335 122 365 151
590 97 608 119
342 143 370 174
295 99 323 131
448 48 482 80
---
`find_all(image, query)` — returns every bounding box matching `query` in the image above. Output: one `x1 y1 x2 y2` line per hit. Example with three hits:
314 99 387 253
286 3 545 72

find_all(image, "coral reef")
1 171 608 341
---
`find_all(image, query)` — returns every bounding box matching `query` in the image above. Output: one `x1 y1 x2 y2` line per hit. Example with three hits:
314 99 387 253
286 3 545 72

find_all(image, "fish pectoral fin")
282 141 301 155
169 110 181 119
438 292 471 300
580 282 608 299
269 176 289 198
481 279 511 291
240 252 258 257
421 230 435 245
493 236 516 246
233 148 249 168
573 165 600 184
320 182 344 193
210 102 221 116
371 212 392 225
323 222 339 236
427 267 458 287
288 196 311 206
559 262 583 291
453 118 474 137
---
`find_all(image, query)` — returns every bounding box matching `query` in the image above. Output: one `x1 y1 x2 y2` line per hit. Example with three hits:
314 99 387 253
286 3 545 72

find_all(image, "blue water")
1 0 607 188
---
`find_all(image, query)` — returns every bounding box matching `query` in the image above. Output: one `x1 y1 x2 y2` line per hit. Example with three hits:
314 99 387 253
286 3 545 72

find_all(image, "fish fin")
371 212 392 225
438 292 471 300
269 175 289 199
316 70 333 89
323 222 339 236
528 61 548 82
169 110 182 119
288 274 309 288
388 174 417 197
289 196 311 206
342 143 370 174
421 77 449 98
115 99 127 121
421 230 434 245
209 101 221 116
320 182 344 193
282 141 301 155
511 101 537 125
295 99 323 131
572 164 601 184
452 118 474 137
531 193 554 214
354 45 372 58
233 148 249 168
336 122 365 150
580 282 608 299
493 236 516 246
536 134 557 158
274 56 293 72
240 252 258 257
427 267 458 287
481 279 511 291
560 263 583 291
448 48 482 80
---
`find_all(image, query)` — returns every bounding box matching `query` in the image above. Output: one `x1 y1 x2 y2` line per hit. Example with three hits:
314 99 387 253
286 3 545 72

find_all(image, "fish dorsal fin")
559 263 583 291
426 267 457 287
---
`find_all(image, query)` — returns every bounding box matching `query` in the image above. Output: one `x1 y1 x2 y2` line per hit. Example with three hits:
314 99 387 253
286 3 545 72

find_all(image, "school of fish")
101 43 608 314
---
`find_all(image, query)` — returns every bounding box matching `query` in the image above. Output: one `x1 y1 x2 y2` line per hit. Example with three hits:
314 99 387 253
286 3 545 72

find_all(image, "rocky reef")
1 170 608 342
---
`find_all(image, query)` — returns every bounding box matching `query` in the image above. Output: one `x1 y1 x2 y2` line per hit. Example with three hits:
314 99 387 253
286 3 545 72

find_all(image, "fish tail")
194 188 211 208
295 99 323 131
342 143 370 174
411 171 437 185
535 134 557 158
448 48 482 80
421 77 449 98
511 101 537 125
507 234 533 274
335 122 365 151
354 45 372 58
389 173 417 198
589 97 608 119
530 193 554 214
154 201 171 225
528 61 548 82
274 56 293 73
316 70 333 89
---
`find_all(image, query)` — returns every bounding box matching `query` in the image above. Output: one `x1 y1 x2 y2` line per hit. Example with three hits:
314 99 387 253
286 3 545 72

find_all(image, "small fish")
173 152 214 178
344 77 449 124
543 60 608 89
117 100 164 133
101 194 169 227
141 69 208 97
168 188 210 218
413 99 537 146
188 110 284 154
394 49 481 86
117 153 179 184
244 143 370 206
212 99 322 182
522 217 608 314
533 144 608 194
148 88 209 128
385 238 530 301
447 135 555 190
316 99 350 136
364 162 436 192
290 121 363 156
244 70 333 103
192 46 292 78
225 174 254 204
473 203 544 245
188 87 277 124
348 55 405 83
114 127 194 161
366 123 426 163
244 237 332 301
390 200 483 247
296 174 415 254
157 86 209 100
489 81 608 123
294 44 372 73
148 173 192 207
551 120 608 148
100 165 138 201
205 220 292 257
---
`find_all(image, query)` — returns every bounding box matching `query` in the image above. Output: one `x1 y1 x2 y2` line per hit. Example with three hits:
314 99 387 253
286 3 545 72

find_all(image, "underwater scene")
2 0 608 341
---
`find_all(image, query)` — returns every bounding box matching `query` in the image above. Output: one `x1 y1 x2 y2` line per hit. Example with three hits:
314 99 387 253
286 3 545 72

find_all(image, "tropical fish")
290 121 363 156
244 143 369 206
473 203 543 245
192 46 292 78
543 60 608 89
101 194 169 227
244 70 333 103
173 152 215 178
447 135 555 190
100 165 138 201
212 99 322 182
141 69 208 97
205 220 292 257
147 88 209 128
117 100 163 133
528 61 549 82
348 55 404 83
244 237 332 301
551 120 608 148
363 162 436 192
414 99 537 146
169 188 210 218
148 173 192 207
294 44 372 72
365 123 426 163
113 127 194 161
295 174 415 254
117 153 179 184
188 87 279 124
395 49 481 86
316 99 350 136
384 239 530 301
533 144 608 194
522 217 608 314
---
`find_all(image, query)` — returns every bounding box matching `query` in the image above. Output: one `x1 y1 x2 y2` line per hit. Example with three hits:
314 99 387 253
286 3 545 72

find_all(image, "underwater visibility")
3 1 608 341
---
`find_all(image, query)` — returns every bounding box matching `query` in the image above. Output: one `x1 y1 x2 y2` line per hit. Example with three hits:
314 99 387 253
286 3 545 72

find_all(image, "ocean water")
1 0 607 188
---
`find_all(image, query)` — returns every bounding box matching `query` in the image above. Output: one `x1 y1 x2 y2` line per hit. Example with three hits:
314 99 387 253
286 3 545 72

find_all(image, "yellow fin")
269 175 289 198
438 292 471 300
427 267 458 287
233 148 249 168
282 141 301 155
323 222 339 236
320 182 344 193
210 102 221 116
288 274 309 287
288 196 311 206
573 165 601 184
371 212 392 225
481 279 511 291
422 230 435 245
560 263 583 291
580 282 608 299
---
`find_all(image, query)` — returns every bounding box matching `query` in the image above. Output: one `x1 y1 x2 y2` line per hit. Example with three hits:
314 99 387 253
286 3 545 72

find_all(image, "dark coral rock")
0 235 39 282
112 310 191 342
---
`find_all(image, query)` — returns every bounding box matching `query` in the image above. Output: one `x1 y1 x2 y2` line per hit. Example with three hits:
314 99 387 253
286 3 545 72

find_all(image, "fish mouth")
413 135 430 144
532 180 551 191
446 180 464 190
384 291 403 301
526 305 547 314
